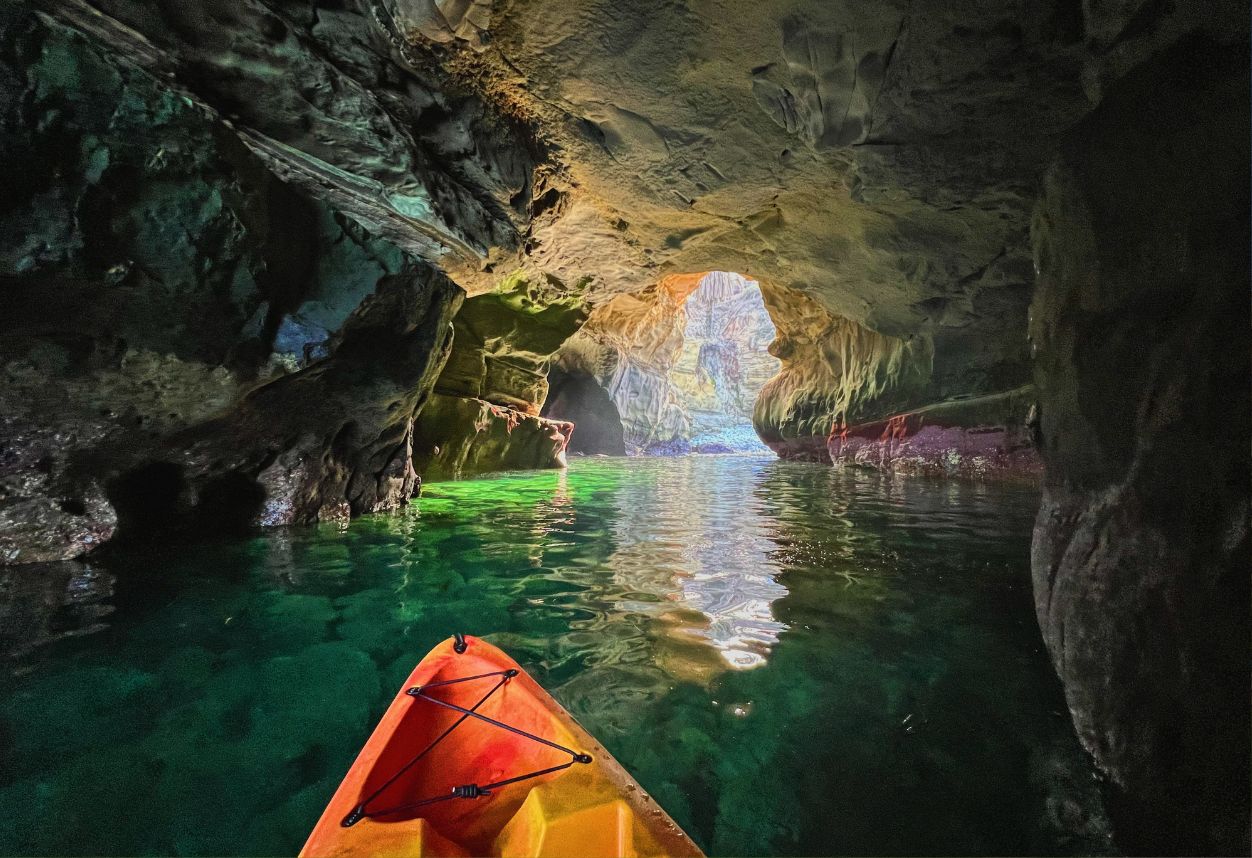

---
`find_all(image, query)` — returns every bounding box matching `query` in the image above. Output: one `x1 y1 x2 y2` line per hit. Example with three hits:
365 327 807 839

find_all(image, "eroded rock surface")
828 387 1041 481
0 2 1248 851
0 7 463 553
1029 36 1250 855
411 274 585 479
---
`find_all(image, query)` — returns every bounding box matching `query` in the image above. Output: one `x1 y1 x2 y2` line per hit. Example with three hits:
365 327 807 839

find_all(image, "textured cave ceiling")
37 0 1245 339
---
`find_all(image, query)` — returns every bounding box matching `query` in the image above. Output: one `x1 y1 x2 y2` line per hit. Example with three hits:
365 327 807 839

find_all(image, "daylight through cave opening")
544 272 780 456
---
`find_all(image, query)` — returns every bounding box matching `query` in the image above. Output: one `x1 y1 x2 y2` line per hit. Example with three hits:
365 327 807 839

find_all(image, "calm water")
0 456 1111 856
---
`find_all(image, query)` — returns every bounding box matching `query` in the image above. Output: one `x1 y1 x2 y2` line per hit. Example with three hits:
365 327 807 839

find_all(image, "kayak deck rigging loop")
341 666 593 828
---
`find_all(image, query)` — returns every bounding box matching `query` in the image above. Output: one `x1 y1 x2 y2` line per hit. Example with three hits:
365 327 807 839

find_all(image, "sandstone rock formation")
552 274 702 452
828 387 1041 481
411 273 585 479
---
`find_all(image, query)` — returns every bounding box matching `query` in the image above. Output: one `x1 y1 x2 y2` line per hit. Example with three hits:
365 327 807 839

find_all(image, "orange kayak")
302 634 704 857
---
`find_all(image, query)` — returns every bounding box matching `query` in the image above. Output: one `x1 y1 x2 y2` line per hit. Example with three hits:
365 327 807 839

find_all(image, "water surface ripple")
0 455 1111 855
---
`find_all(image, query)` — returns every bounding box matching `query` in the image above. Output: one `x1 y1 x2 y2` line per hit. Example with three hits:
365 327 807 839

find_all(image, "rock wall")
753 286 932 460
0 7 463 560
752 266 1037 465
1029 36 1249 855
411 273 586 479
411 396 572 481
31 0 537 274
828 387 1041 482
540 367 626 456
554 274 702 452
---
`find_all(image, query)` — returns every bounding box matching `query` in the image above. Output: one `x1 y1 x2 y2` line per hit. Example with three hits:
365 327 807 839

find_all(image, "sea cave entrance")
543 271 780 455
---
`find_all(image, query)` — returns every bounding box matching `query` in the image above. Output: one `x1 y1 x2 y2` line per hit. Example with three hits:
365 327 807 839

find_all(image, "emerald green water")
0 456 1111 855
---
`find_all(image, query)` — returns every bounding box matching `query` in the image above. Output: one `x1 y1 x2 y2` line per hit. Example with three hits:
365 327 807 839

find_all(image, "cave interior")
0 0 1247 854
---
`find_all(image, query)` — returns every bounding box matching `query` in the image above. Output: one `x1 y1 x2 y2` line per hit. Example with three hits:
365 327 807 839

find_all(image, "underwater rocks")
0 560 114 657
1029 36 1250 856
827 387 1042 482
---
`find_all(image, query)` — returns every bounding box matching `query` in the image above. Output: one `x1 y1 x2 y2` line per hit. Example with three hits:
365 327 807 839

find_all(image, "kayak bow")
302 634 704 857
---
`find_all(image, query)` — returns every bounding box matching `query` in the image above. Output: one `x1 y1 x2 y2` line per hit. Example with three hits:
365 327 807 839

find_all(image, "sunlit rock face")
412 274 586 479
412 395 572 481
551 273 777 454
1029 37 1249 855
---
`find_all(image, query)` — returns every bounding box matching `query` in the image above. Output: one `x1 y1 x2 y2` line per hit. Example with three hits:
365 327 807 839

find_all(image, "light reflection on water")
0 455 1112 856
600 455 787 669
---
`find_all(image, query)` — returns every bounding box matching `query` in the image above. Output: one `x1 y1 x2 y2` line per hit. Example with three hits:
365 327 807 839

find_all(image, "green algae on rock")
411 272 587 480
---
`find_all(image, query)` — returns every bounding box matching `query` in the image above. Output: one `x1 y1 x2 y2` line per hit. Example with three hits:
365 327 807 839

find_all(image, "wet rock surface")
411 273 585 479
1029 35 1250 855
0 8 464 553
0 0 1247 852
412 394 572 480
828 387 1042 481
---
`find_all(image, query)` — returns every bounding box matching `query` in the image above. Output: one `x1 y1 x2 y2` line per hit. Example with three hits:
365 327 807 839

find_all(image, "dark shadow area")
106 460 267 545
542 367 626 455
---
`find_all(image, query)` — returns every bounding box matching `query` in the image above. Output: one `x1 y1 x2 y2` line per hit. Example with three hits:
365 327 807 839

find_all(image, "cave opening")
543 271 781 456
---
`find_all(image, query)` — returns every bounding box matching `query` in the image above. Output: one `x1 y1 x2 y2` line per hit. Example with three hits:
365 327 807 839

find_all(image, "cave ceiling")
34 0 1245 337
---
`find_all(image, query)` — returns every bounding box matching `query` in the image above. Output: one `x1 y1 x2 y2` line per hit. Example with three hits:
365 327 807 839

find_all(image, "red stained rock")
827 394 1042 482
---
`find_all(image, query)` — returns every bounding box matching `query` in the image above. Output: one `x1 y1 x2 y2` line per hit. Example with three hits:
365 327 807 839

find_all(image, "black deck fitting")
453 632 467 654
574 753 593 764
341 805 367 828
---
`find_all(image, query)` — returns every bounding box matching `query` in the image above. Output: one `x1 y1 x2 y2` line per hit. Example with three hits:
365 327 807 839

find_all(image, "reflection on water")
0 456 1113 856
602 455 786 668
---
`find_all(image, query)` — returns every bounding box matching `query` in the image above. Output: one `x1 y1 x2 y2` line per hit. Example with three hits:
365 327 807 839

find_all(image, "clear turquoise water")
0 455 1110 855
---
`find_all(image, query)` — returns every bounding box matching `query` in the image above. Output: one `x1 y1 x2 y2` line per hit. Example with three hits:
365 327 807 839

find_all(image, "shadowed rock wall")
540 367 627 456
1030 36 1250 855
0 8 463 559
